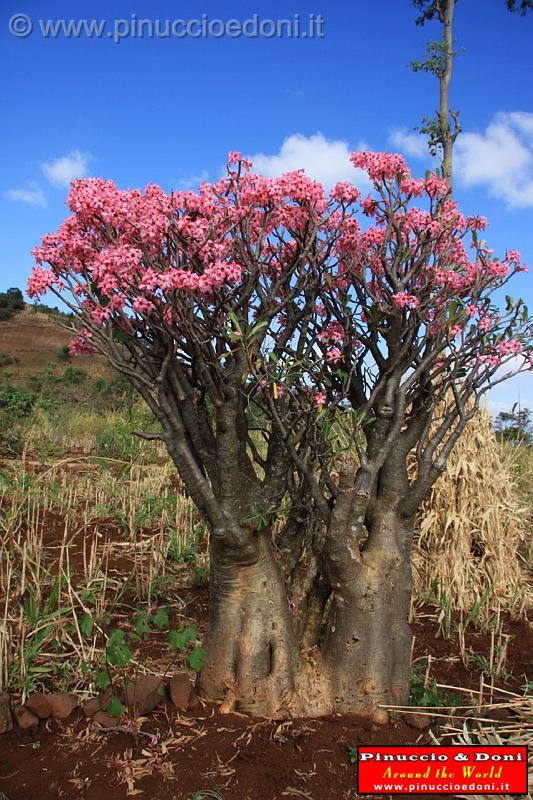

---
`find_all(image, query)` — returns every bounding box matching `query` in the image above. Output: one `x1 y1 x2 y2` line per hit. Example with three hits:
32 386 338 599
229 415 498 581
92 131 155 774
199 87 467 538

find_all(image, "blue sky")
1 0 533 412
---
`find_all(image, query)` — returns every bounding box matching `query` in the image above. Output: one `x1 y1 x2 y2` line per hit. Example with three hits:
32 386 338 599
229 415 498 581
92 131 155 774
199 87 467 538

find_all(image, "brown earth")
1 454 531 799
1 582 531 800
0 307 109 383
0 701 437 800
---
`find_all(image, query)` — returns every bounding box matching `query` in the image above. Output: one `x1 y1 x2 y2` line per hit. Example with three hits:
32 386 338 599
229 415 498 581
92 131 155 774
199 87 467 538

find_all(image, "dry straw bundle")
412 408 532 625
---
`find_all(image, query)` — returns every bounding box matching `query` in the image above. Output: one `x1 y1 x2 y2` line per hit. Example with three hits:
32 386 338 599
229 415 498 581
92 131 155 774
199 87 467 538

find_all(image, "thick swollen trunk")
199 534 304 717
321 507 414 722
198 509 414 721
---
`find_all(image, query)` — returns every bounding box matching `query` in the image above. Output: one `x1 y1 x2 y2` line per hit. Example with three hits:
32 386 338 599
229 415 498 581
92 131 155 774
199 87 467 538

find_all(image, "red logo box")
356 745 528 795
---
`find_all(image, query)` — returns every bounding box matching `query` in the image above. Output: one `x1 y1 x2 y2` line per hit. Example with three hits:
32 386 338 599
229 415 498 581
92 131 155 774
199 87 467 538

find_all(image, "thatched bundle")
412 408 532 624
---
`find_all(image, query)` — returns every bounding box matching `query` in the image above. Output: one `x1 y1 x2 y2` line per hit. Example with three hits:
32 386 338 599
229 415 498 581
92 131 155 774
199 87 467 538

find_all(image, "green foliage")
58 344 71 361
494 406 532 445
0 385 37 418
191 564 209 588
411 37 447 78
0 287 24 320
62 365 87 384
187 647 208 673
411 0 447 26
168 623 197 651
151 606 170 631
80 613 95 637
29 302 73 320
0 352 16 368
506 0 533 13
94 668 111 690
107 695 126 718
409 660 462 707
106 629 132 669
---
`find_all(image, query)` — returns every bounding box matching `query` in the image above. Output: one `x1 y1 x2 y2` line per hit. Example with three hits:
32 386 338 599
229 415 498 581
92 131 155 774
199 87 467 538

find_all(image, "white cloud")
454 111 533 208
4 183 46 207
389 128 429 159
42 150 89 188
248 133 371 190
174 169 209 191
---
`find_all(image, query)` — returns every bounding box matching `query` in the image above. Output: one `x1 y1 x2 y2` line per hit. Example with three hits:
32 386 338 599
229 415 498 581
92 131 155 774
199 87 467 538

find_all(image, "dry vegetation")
0 396 531 698
0 309 532 797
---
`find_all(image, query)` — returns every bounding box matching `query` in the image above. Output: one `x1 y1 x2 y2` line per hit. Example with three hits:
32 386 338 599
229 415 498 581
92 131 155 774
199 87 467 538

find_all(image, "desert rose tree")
29 152 532 721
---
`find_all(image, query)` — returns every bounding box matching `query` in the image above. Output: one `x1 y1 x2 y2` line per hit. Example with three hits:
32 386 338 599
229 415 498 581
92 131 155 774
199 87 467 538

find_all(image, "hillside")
0 306 110 384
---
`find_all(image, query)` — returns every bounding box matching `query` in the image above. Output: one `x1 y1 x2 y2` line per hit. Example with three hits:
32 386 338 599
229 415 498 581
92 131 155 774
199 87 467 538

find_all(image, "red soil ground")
1 589 531 800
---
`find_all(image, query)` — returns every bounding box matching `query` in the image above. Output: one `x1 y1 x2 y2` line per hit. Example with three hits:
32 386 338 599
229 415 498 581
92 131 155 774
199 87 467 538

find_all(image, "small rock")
98 687 113 711
370 708 390 727
82 687 113 717
13 704 39 730
92 710 120 728
169 674 192 711
0 692 14 733
406 712 432 730
187 689 200 711
82 697 102 717
25 693 52 719
126 675 164 716
47 693 78 719
484 706 511 722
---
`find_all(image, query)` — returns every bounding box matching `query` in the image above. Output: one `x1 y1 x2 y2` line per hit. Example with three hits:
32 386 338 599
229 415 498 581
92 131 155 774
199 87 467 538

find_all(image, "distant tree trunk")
439 0 457 187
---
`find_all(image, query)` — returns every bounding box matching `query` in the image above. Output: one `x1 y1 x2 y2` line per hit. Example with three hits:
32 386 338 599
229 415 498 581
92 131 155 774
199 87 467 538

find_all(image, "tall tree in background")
411 0 459 188
506 0 533 13
411 0 532 187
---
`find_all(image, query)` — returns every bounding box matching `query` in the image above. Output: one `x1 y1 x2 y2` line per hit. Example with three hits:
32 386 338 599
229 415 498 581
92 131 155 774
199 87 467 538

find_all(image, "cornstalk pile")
412 408 532 625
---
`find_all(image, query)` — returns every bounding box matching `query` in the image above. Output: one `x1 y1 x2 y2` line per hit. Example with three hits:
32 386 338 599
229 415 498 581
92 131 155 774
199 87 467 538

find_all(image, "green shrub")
62 365 87 384
0 385 37 417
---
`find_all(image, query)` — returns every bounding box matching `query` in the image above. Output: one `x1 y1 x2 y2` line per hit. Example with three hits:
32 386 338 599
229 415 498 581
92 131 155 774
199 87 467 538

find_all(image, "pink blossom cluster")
68 329 98 356
351 152 408 182
319 322 345 344
392 292 420 310
26 149 531 377
330 182 360 204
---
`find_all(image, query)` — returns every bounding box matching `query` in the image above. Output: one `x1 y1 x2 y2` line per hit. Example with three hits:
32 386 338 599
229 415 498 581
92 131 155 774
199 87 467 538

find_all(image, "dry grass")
412 409 532 628
1 400 531 696
431 682 533 799
0 453 200 695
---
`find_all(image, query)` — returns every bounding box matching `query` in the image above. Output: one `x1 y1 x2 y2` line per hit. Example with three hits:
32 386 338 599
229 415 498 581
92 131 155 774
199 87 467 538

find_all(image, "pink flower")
326 347 342 364
391 292 420 310
27 267 58 298
466 215 488 231
400 177 425 197
425 174 449 198
351 151 408 182
68 329 97 356
497 339 522 356
227 151 253 171
319 322 344 344
314 391 326 408
331 181 360 204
